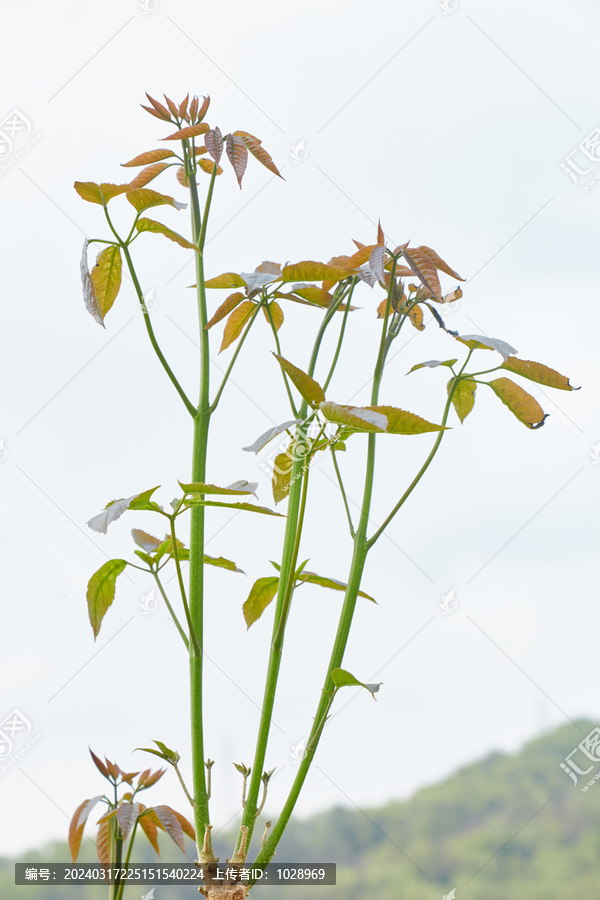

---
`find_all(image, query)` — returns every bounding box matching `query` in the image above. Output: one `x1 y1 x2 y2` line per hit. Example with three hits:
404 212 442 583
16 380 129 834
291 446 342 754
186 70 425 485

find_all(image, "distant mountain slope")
2 719 598 899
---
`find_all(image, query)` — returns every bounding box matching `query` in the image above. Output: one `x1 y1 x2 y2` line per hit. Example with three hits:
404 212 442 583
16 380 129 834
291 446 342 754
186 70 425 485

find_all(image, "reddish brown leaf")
163 95 180 118
179 93 189 120
189 95 199 122
119 770 140 786
417 245 464 281
205 292 245 330
137 768 152 787
145 93 172 121
96 817 111 867
377 220 384 245
176 166 189 188
197 95 210 122
220 300 255 352
352 239 366 250
205 127 223 163
152 805 187 855
90 748 110 779
171 808 195 840
129 163 170 190
69 796 103 862
138 805 161 856
105 758 120 780
162 123 209 141
400 247 443 302
226 134 248 187
143 768 166 788
234 130 282 178
122 149 176 168
141 105 171 122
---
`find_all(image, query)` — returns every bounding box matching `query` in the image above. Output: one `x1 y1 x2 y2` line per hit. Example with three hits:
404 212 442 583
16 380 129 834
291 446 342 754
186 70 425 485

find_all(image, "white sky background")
1 0 599 859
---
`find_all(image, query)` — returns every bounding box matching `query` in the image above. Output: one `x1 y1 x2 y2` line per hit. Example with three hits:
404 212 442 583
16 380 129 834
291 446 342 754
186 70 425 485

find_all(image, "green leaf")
297 571 376 602
87 560 128 638
500 356 579 391
134 549 155 566
155 535 185 564
129 486 161 511
90 246 122 322
448 377 476 423
136 740 180 764
74 181 130 204
408 359 458 374
320 402 446 435
487 377 548 429
331 668 382 700
127 188 186 213
272 354 326 407
204 554 244 574
179 481 257 496
136 217 196 250
243 577 280 628
184 499 283 517
282 261 356 283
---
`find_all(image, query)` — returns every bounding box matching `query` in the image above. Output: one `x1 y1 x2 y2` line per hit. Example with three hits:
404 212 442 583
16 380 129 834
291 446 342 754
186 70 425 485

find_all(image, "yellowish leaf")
74 182 130 204
273 354 326 407
206 292 245 330
129 163 170 190
121 148 176 167
264 300 284 332
501 357 578 391
90 246 122 320
233 130 283 178
198 158 223 176
449 377 476 423
136 217 196 250
488 377 548 428
282 261 356 283
204 272 246 289
162 123 210 141
220 301 255 352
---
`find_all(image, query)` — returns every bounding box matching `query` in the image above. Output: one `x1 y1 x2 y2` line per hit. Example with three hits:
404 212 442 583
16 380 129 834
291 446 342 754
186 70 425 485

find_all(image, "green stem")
152 570 189 650
114 822 138 900
169 518 200 655
330 446 355 537
210 299 265 412
121 244 196 417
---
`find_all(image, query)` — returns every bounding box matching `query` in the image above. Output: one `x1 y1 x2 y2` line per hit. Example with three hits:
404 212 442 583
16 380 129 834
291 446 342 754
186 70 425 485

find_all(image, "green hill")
3 719 598 898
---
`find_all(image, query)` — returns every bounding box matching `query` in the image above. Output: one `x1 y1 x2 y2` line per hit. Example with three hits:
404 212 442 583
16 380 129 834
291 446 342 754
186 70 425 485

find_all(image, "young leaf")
90 246 122 322
116 802 140 840
96 817 111 866
377 219 385 245
163 95 180 118
89 748 110 779
331 668 382 700
87 494 137 533
121 148 177 167
487 377 548 429
263 300 284 331
184 499 283 517
272 354 326 407
136 217 196 250
179 480 258 496
400 247 443 301
233 130 283 178
226 133 248 187
455 334 517 360
129 163 170 190
127 188 187 213
144 93 172 121
74 182 130 204
170 808 195 840
408 304 425 331
204 272 246 289
220 300 255 352
273 450 293 505
162 123 210 141
176 166 189 188
87 560 128 638
131 529 162 553
448 377 476 423
320 402 446 435
500 357 578 391
205 126 223 163
204 555 244 574
80 239 103 327
197 158 223 176
152 806 187 855
282 261 356 283
138 806 161 856
242 420 303 454
204 293 244 331
297 571 376 602
407 359 458 374
69 796 103 862
243 577 280 628
105 758 121 780
128 486 161 511
416 245 464 281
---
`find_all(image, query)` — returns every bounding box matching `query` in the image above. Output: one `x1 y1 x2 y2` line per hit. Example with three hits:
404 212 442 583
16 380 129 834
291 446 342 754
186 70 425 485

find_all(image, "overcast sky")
1 0 600 860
